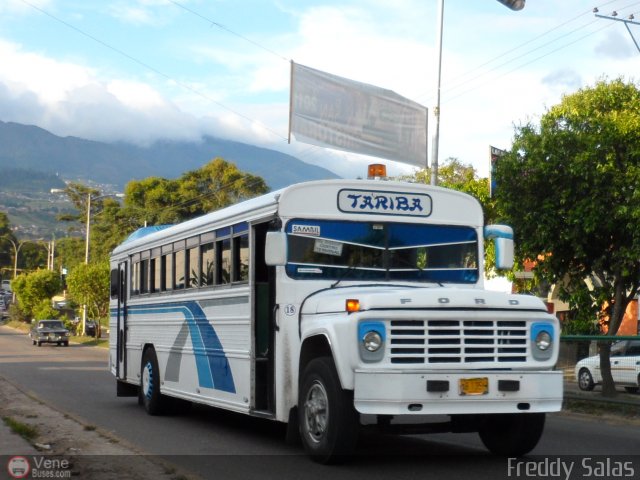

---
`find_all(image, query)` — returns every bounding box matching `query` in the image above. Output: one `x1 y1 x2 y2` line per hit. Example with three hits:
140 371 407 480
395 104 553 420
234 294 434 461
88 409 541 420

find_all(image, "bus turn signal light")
346 299 360 313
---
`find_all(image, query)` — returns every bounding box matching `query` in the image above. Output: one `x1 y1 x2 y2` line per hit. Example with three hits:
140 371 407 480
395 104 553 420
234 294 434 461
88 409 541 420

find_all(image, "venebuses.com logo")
6 455 72 479
7 456 30 479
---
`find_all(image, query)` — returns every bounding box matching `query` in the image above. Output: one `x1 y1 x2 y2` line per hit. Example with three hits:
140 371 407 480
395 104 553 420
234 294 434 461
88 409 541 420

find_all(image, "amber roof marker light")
367 164 387 180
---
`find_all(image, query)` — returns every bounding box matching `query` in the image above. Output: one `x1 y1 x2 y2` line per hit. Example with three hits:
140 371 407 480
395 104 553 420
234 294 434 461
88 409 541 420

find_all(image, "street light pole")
3 237 27 303
430 0 445 186
9 239 26 280
81 193 91 336
81 192 124 336
430 0 525 186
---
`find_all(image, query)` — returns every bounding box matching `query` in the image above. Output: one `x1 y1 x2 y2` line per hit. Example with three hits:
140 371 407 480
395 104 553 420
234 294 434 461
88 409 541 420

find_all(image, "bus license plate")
459 377 489 396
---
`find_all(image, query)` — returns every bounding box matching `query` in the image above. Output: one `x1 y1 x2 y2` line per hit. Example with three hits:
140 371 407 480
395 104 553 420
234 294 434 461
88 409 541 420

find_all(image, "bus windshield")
285 219 479 283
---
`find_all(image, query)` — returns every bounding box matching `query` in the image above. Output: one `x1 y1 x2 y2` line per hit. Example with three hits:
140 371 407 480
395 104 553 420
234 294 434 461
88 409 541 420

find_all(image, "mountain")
0 121 339 190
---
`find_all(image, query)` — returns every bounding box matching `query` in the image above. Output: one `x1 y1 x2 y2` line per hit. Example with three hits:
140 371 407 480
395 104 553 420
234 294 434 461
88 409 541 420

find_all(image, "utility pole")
594 9 640 53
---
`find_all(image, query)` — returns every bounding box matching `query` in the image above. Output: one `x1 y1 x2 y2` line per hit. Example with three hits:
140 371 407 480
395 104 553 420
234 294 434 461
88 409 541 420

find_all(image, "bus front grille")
389 319 528 365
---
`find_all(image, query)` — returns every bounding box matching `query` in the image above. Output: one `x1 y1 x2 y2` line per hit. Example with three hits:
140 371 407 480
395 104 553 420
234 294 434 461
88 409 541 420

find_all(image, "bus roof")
111 179 483 257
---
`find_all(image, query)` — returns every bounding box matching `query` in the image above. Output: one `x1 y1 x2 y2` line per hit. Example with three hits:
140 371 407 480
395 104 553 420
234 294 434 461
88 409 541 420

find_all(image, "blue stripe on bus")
125 301 236 394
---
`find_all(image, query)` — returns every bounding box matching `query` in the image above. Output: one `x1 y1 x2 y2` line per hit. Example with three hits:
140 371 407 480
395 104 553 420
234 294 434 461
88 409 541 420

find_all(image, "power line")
18 0 289 143
416 0 635 104
445 21 616 105
167 0 289 62
440 18 600 99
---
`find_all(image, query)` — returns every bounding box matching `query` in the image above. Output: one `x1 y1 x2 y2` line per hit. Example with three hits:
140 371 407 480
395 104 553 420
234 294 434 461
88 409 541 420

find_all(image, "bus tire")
298 357 359 464
141 348 164 415
478 412 545 456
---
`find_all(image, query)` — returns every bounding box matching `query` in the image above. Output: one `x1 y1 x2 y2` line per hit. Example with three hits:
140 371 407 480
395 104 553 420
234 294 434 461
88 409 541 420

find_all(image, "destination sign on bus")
337 189 432 217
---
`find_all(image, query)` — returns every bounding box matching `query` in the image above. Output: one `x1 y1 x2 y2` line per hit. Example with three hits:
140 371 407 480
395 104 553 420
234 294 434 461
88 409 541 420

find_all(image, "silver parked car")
575 340 640 393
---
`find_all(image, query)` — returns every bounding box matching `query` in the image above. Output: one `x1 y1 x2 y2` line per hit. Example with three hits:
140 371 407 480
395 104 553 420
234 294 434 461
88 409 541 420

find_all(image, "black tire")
32 339 36 346
478 413 545 456
624 386 639 394
37 341 42 347
298 357 359 464
578 368 595 391
63 341 69 347
140 347 164 415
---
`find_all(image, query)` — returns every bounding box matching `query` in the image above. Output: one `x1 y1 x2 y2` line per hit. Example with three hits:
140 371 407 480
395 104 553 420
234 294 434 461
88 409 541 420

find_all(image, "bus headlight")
363 331 383 352
535 330 551 351
530 322 554 360
358 321 385 362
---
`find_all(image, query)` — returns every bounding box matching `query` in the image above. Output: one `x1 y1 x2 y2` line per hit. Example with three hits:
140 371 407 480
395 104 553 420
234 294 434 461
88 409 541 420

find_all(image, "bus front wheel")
140 348 164 415
478 412 545 456
298 357 359 464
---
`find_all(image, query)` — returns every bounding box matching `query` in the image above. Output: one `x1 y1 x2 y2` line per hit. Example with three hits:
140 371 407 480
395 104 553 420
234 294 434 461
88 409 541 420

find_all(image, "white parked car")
575 340 640 393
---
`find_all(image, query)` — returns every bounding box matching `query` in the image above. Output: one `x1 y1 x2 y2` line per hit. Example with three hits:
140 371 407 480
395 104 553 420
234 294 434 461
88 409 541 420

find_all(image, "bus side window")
187 247 199 288
162 253 173 292
132 261 139 296
201 242 215 286
233 233 249 282
150 257 159 293
174 249 186 290
140 259 149 294
217 238 231 284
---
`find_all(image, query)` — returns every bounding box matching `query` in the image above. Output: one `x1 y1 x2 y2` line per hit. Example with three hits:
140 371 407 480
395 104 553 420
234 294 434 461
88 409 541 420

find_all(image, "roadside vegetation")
2 416 39 442
1 158 268 339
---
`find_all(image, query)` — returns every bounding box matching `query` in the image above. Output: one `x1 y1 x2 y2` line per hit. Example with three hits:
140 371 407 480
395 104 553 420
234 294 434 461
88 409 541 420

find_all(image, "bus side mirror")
265 232 287 266
484 225 514 270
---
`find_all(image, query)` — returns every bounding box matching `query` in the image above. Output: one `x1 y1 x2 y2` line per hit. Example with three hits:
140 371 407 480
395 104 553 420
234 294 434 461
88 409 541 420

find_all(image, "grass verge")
564 399 640 419
2 416 38 442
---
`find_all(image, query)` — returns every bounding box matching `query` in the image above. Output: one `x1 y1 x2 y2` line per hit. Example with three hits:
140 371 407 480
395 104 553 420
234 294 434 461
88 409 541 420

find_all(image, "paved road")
1 325 639 480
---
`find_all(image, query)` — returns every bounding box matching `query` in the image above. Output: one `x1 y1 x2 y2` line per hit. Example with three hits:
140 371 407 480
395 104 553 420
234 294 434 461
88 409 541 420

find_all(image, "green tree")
66 261 110 335
20 243 48 271
11 270 62 320
402 158 497 223
0 212 17 274
54 237 85 273
495 78 640 397
124 158 269 225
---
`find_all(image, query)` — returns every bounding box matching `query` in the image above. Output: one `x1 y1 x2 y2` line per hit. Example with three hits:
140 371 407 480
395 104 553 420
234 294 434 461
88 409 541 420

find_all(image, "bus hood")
301 285 548 315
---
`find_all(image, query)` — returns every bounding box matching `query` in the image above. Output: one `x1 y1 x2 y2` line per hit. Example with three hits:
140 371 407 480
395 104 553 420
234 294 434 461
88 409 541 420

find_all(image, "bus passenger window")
217 239 231 284
132 261 139 295
233 234 249 282
174 250 186 290
187 247 199 288
150 258 160 293
201 242 215 286
162 254 173 291
140 259 149 294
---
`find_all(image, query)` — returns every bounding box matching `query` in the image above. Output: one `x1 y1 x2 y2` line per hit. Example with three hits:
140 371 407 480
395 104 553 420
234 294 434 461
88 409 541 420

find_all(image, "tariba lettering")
346 194 423 212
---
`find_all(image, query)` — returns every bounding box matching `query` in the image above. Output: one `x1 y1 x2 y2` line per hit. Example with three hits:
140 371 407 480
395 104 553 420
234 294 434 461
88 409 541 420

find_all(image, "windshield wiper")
331 265 358 288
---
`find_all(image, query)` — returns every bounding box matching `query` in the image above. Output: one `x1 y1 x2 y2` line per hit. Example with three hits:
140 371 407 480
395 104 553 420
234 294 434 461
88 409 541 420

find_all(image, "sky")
0 0 638 180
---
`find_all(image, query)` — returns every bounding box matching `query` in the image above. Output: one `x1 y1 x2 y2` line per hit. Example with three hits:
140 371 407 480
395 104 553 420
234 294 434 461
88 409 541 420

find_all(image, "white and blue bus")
109 169 562 462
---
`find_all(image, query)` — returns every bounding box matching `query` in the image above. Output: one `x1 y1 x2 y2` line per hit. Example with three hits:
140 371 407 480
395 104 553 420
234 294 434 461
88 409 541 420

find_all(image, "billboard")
289 62 428 168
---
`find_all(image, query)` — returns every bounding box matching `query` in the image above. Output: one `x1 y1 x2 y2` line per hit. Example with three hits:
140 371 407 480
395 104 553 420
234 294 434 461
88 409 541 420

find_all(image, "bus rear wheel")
478 412 545 456
298 357 359 464
140 348 164 415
